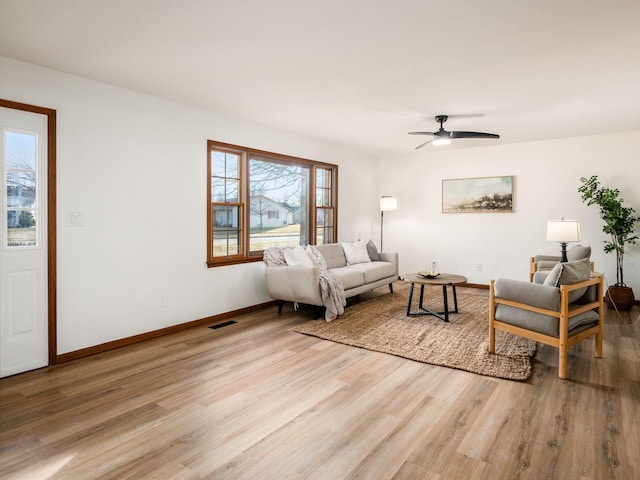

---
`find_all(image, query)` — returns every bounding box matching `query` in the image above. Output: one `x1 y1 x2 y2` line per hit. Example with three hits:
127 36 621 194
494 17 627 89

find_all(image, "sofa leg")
277 301 284 314
389 283 394 293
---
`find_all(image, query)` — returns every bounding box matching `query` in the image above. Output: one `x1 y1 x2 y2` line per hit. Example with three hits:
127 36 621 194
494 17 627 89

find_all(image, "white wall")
0 56 379 354
4 54 638 355
379 132 640 295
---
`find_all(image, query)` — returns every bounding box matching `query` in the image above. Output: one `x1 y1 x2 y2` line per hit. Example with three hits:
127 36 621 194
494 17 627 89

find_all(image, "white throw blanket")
319 269 346 322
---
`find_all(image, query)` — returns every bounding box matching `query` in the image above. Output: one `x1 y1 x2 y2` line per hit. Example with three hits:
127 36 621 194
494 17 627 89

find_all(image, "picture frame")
442 176 514 213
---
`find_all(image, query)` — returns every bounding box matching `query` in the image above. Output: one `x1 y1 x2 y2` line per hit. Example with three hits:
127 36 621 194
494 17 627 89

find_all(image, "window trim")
207 140 338 267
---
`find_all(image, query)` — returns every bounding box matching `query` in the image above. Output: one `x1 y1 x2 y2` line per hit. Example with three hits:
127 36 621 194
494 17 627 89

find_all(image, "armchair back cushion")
542 258 591 303
566 245 591 262
495 304 600 338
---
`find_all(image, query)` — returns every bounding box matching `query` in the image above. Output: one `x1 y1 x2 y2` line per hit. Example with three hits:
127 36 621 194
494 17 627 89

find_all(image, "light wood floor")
1 285 639 480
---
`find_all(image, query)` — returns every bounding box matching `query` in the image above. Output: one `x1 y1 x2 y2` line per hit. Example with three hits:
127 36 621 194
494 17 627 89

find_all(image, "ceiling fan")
409 115 500 150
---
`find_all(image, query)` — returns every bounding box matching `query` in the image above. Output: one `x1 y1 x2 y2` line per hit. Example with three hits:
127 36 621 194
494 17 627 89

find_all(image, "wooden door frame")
0 99 57 364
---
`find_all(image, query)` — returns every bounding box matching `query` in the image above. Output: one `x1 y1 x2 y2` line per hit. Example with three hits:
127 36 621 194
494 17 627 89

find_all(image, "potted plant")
578 175 639 310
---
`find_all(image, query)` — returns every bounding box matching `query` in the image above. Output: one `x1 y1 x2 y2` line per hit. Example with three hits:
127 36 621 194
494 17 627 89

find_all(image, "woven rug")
291 289 537 381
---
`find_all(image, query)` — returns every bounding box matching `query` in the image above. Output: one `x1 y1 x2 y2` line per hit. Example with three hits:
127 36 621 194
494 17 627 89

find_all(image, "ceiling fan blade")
415 139 434 150
408 131 436 136
450 131 500 139
445 113 485 119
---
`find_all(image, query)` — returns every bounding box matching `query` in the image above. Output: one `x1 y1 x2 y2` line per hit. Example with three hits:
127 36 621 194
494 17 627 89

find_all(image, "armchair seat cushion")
495 304 600 337
494 278 560 311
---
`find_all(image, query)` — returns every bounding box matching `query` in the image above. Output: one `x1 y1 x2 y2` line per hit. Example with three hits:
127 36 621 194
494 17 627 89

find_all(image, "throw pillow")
342 240 372 265
306 245 328 270
543 258 591 303
543 263 563 287
284 245 314 267
366 239 380 261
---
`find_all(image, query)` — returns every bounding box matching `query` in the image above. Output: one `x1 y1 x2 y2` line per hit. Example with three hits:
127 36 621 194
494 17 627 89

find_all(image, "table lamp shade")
546 220 580 242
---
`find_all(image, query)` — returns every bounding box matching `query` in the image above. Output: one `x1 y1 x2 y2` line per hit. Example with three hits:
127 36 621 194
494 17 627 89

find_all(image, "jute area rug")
291 288 537 381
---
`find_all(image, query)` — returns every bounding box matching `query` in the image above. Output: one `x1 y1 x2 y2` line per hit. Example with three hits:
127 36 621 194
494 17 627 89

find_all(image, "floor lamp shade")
380 196 398 212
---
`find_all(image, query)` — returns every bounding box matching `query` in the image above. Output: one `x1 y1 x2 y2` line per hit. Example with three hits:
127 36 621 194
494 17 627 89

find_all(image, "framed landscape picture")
442 176 514 213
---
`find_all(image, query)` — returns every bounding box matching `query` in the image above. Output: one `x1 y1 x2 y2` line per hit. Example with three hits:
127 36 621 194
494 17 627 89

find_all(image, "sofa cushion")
342 240 372 265
284 246 314 267
315 244 347 269
349 261 397 284
331 266 365 290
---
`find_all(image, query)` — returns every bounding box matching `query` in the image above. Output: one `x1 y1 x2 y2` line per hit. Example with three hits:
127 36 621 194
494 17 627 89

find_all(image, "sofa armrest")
493 278 560 312
379 251 398 265
379 252 399 276
265 266 322 305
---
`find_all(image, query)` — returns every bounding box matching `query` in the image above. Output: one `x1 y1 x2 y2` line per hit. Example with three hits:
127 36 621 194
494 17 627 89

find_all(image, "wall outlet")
476 264 483 272
160 294 168 306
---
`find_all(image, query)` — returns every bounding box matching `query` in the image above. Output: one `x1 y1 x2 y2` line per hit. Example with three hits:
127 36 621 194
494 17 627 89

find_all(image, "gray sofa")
264 242 398 309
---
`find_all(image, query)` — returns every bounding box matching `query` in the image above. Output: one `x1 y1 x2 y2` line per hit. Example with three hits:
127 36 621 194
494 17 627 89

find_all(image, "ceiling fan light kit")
409 114 500 150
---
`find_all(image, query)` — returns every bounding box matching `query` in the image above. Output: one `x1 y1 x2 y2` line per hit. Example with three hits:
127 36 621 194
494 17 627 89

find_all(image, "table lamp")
546 218 580 262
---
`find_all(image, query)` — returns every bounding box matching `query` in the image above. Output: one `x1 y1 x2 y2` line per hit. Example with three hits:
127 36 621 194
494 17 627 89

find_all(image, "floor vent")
209 320 238 330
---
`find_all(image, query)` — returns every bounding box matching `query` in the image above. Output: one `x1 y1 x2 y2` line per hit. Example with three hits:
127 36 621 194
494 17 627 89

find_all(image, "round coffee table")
402 273 468 322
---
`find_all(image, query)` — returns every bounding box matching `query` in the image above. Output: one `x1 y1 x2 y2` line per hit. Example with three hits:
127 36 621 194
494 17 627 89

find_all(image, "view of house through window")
208 141 337 266
4 131 38 248
249 156 310 253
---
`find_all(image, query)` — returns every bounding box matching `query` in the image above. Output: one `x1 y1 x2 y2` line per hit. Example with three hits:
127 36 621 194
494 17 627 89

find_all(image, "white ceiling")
2 0 640 156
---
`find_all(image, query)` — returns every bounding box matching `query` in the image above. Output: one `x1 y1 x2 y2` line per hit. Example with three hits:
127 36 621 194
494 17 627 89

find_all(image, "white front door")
0 107 48 377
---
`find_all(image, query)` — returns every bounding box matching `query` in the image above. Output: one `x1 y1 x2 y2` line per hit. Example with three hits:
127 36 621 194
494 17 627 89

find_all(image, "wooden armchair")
529 244 593 281
490 261 603 379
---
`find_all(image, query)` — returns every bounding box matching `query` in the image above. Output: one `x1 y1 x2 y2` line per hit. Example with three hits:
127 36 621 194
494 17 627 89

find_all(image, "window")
4 130 38 247
207 141 337 266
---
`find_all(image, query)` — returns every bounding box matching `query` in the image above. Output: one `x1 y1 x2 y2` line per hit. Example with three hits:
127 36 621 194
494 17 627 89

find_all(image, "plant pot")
605 285 635 311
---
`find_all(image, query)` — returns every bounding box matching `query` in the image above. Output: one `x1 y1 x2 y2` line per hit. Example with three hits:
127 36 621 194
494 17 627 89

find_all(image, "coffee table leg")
406 282 415 317
451 285 459 314
442 285 450 322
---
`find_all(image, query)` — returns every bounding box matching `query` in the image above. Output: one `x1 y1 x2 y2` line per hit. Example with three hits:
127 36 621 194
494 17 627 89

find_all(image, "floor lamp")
380 196 398 252
546 218 580 262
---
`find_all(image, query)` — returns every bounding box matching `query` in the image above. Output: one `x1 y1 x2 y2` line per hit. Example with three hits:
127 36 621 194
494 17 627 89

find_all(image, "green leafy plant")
578 175 639 286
